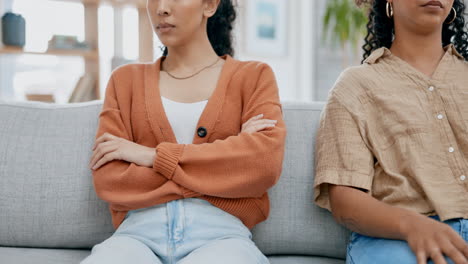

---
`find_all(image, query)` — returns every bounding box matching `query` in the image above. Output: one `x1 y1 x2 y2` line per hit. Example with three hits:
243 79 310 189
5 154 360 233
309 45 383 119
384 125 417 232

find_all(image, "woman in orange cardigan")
81 0 286 263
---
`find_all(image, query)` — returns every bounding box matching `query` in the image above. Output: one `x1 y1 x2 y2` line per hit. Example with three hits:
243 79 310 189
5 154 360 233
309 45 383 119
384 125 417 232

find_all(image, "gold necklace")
164 57 221 80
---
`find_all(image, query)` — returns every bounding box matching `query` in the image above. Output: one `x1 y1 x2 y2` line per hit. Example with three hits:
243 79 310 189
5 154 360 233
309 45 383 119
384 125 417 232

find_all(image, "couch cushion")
0 247 344 264
269 255 345 264
0 100 114 248
0 100 350 258
0 247 90 264
251 102 350 259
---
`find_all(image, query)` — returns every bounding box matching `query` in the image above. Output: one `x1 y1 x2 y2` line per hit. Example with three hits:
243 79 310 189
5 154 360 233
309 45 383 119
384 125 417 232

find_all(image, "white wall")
313 0 362 102
0 0 17 100
0 1 4 99
232 0 362 102
0 0 14 39
233 0 315 102
0 1 5 48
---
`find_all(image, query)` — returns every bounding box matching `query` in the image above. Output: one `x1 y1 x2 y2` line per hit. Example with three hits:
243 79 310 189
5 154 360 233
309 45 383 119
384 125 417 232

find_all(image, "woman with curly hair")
82 0 286 263
314 0 468 263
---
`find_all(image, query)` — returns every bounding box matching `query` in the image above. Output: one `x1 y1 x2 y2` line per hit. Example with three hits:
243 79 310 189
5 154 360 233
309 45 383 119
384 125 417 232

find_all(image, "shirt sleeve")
91 73 199 211
314 91 375 211
152 64 287 199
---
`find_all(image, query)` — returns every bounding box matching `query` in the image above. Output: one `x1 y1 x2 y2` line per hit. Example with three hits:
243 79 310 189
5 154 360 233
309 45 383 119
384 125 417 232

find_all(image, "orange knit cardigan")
92 55 286 230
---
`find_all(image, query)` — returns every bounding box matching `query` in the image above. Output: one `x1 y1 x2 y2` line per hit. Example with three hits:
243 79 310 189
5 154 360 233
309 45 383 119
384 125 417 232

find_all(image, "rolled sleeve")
314 92 375 211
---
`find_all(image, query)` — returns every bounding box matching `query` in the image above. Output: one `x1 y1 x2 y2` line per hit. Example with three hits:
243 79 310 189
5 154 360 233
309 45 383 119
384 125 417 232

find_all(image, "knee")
80 235 161 264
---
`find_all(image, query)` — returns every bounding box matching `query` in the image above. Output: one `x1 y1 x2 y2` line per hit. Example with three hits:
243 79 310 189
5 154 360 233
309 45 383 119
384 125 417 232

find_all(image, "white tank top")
161 96 208 144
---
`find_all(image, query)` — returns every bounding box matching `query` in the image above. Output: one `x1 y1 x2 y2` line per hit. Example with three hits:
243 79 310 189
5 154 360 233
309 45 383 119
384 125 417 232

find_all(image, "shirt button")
449 147 455 153
437 114 444 120
428 86 435 92
197 127 207 138
461 175 466 181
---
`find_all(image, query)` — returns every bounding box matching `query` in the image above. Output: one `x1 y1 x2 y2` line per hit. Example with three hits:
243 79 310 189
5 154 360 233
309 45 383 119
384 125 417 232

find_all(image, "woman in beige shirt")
314 0 468 263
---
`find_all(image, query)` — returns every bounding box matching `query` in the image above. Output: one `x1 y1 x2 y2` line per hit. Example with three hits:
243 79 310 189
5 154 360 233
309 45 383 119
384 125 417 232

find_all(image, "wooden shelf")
0 46 99 60
1 0 153 103
50 0 146 8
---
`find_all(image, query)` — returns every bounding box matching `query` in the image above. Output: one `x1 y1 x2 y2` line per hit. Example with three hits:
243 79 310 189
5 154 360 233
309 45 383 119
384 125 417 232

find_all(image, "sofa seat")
0 100 348 264
0 247 345 264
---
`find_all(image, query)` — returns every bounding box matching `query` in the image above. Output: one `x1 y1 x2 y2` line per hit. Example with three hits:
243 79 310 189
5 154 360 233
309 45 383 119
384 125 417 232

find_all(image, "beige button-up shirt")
314 44 468 221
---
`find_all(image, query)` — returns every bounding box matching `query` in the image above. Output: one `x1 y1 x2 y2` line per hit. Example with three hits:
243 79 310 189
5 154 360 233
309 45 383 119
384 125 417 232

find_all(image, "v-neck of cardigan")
144 54 239 145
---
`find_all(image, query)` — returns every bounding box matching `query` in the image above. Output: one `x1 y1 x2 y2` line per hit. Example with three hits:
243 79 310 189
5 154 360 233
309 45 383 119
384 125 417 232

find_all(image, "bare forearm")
329 185 422 241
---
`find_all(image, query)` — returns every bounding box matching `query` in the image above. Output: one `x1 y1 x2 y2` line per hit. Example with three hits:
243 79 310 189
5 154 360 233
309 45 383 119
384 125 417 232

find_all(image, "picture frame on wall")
245 0 288 57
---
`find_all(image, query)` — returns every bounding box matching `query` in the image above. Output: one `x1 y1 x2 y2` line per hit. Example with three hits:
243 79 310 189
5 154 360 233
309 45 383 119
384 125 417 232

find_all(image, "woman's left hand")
89 132 156 170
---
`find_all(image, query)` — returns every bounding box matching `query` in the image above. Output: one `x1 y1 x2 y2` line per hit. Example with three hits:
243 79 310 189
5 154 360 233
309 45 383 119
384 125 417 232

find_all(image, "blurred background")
0 0 367 104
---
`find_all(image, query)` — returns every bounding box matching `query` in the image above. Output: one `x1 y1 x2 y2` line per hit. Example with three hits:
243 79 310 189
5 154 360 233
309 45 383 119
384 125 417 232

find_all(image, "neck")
164 29 220 72
390 25 445 76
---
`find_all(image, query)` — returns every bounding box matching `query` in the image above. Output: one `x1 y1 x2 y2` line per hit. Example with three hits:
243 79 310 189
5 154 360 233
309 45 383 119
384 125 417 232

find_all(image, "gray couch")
0 100 350 264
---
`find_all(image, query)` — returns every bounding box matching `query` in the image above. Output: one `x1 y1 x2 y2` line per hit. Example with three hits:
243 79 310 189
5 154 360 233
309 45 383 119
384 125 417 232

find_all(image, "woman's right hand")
241 114 277 134
329 185 468 264
403 214 468 264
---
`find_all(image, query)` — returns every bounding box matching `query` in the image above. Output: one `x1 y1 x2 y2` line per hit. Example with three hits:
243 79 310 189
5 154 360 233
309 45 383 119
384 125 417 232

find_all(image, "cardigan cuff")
180 186 201 198
154 143 184 180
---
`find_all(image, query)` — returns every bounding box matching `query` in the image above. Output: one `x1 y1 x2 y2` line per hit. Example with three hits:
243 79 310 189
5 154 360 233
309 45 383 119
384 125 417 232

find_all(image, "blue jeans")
81 198 269 264
346 216 468 264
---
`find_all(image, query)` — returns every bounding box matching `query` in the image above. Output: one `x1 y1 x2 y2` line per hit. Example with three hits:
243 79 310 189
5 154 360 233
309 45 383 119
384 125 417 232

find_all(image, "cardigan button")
197 127 207 138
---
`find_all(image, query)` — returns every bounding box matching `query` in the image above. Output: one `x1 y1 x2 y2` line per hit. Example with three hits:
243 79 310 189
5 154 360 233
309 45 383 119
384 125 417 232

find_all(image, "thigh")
178 237 269 264
346 232 416 264
80 235 163 264
346 232 455 264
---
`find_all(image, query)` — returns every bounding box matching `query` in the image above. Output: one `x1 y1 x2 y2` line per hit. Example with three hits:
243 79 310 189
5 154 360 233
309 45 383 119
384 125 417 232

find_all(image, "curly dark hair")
361 0 468 63
163 0 237 57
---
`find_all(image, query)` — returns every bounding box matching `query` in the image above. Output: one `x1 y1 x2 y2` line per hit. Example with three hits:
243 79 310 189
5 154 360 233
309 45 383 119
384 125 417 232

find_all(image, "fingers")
443 243 468 264
409 220 468 264
92 152 117 170
446 234 468 264
252 120 277 130
428 239 467 264
413 235 467 264
430 248 448 264
416 251 427 264
242 114 263 131
450 232 468 260
246 114 264 124
89 142 117 170
243 119 278 134
92 132 115 150
424 242 445 264
242 114 277 134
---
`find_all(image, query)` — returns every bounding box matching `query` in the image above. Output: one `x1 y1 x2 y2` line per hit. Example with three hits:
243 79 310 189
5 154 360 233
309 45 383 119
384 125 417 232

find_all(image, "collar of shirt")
364 43 464 65
363 44 465 85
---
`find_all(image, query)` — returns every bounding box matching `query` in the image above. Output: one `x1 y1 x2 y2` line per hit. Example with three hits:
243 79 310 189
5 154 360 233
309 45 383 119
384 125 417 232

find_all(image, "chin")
158 37 179 48
423 13 447 24
412 17 445 32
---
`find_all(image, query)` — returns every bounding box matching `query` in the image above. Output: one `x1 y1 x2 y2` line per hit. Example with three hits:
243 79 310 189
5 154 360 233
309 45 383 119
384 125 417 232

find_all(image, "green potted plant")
322 0 369 66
